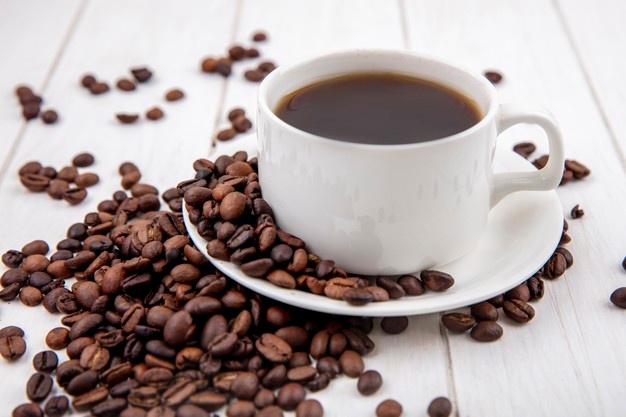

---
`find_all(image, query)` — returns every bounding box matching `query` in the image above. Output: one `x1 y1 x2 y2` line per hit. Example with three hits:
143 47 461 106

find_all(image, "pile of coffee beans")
216 108 254 142
17 152 98 205
181 152 454 306
1 157 456 416
14 85 58 123
516 145 592 187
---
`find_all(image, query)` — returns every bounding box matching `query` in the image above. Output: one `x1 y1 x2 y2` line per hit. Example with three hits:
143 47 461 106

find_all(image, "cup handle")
491 103 565 207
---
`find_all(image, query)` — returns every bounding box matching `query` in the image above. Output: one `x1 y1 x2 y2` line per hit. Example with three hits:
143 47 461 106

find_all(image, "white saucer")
184 134 563 316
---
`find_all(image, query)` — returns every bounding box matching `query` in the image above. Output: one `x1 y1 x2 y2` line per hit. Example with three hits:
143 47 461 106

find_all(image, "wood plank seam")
210 0 244 155
0 0 88 186
549 0 626 172
439 316 462 417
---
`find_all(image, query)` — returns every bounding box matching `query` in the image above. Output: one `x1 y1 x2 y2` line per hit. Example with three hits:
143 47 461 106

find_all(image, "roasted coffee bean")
22 240 49 256
267 269 297 289
217 128 236 141
163 310 194 346
339 350 364 377
527 275 545 300
295 399 323 417
33 350 58 372
544 252 567 279
275 326 308 350
74 172 99 187
116 113 140 124
0 335 27 360
228 44 247 60
66 369 99 395
44 395 69 417
245 69 265 82
316 356 340 377
47 179 69 199
441 313 476 333
11 403 43 417
80 74 96 88
342 327 374 355
565 159 591 179
483 70 503 84
232 115 253 132
254 389 276 409
470 301 499 321
428 396 452 417
117 78 136 91
91 398 128 417
63 187 88 205
570 204 584 219
380 316 409 334
131 67 153 83
73 386 110 411
231 372 260 400
165 88 185 101
257 405 283 417
376 277 405 299
46 327 70 350
89 82 110 95
611 287 626 308
22 254 50 273
504 283 531 302
357 369 382 396
69 313 104 340
277 382 306 411
555 247 573 268
26 372 53 402
0 282 21 300
376 399 403 417
421 270 454 291
20 173 50 192
80 343 110 371
146 107 164 121
470 321 503 342
39 108 57 124
513 142 536 158
176 404 211 417
343 288 373 306
2 249 24 268
503 299 535 322
1 267 28 287
259 61 277 73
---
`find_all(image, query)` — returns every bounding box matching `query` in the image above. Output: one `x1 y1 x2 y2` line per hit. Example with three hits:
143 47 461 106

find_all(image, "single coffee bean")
23 103 41 120
22 240 49 256
63 187 88 205
44 395 69 417
231 372 260 400
470 301 499 321
33 350 58 372
544 252 567 279
0 326 25 338
527 275 545 300
47 179 69 199
380 316 409 334
428 396 452 417
226 400 256 417
146 107 164 121
486 294 505 308
255 333 292 363
504 283 531 302
217 128 236 141
343 288 374 306
116 113 140 124
441 313 476 333
89 81 110 95
339 350 364 377
483 70 503 84
46 327 70 350
72 386 110 411
2 249 24 268
11 403 43 417
376 399 403 417
512 142 536 158
570 204 584 219
503 299 536 322
40 109 58 124
257 405 283 417
296 399 323 417
131 67 153 83
163 310 194 346
258 61 277 73
0 335 27 360
117 78 136 91
74 172 99 188
0 282 21 301
555 247 573 268
421 270 454 291
26 372 53 402
165 88 185 101
564 159 591 179
610 287 626 308
470 321 503 342
80 74 96 87
1 268 28 287
20 173 50 192
357 369 383 396
376 276 405 299
276 382 306 411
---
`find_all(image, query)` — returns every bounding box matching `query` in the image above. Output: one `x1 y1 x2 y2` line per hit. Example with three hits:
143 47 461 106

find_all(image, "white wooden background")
1 1 626 416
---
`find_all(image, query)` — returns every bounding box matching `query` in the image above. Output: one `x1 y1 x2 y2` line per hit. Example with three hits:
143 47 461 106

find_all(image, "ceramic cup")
257 49 564 275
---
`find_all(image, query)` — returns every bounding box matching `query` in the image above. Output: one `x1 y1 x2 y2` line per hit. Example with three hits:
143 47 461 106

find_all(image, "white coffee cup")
257 49 564 275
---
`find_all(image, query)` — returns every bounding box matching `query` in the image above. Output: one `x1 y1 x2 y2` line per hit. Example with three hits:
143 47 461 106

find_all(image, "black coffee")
275 72 482 145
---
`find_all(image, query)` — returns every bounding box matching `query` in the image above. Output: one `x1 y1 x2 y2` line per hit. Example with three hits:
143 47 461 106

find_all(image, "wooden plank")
0 0 83 170
0 0 239 412
404 0 626 415
554 0 626 163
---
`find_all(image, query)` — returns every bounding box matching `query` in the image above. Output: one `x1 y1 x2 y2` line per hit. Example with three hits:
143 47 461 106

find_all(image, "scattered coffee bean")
441 313 476 333
543 252 567 279
89 81 110 95
0 326 25 338
252 31 268 42
12 403 43 417
217 128 236 141
421 270 454 291
513 142 536 158
116 78 136 91
470 321 503 342
2 249 24 268
74 172 99 188
483 70 503 84
428 396 452 417
339 350 364 377
376 399 403 417
46 327 70 350
470 302 499 321
0 335 27 360
26 372 53 402
146 107 164 121
296 399 323 417
165 88 185 101
244 69 265 82
80 74 96 88
357 370 383 395
131 67 153 83
571 204 585 219
44 395 69 417
610 287 626 308
276 382 305 411
116 113 140 124
63 187 88 205
41 109 58 124
33 350 59 372
380 316 409 334
503 299 536 323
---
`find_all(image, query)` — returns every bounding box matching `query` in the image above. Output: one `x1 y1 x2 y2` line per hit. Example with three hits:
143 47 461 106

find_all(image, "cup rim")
258 48 499 150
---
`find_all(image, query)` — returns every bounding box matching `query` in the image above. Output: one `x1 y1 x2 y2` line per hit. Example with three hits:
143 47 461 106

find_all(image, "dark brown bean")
12 403 43 417
470 321 503 342
441 313 476 333
428 396 452 417
483 70 503 84
357 369 383 396
376 399 403 417
116 113 139 124
276 382 306 411
503 299 536 322
421 270 454 291
470 302 499 321
380 316 409 334
44 395 69 417
504 283 531 302
131 67 153 83
610 287 626 308
146 107 164 121
165 88 185 101
296 399 323 417
339 350 364 377
570 204 585 219
0 335 26 360
26 372 53 402
255 333 292 363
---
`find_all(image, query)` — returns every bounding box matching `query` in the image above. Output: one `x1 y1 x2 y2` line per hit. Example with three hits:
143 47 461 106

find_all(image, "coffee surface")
275 72 482 145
